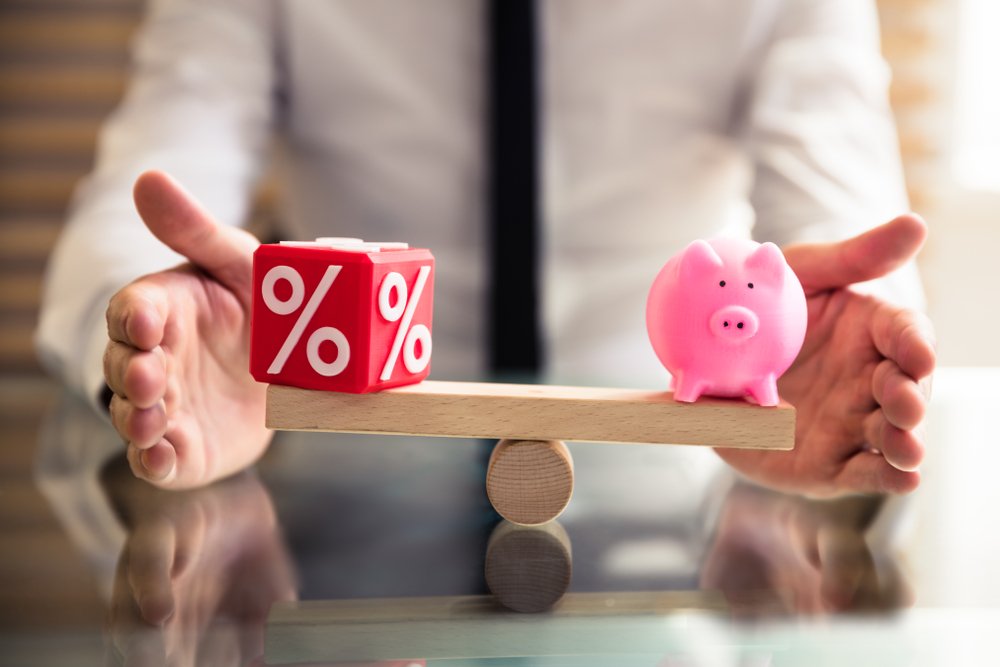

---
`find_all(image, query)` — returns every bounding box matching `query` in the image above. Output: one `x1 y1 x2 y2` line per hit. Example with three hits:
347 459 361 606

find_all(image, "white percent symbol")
262 265 351 377
378 266 432 381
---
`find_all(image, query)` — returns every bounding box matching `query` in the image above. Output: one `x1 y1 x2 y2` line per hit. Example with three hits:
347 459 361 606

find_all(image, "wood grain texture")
265 591 729 664
266 381 796 449
485 520 572 612
486 439 574 526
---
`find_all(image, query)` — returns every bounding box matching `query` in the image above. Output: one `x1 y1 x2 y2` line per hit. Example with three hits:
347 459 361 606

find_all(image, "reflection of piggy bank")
646 239 807 406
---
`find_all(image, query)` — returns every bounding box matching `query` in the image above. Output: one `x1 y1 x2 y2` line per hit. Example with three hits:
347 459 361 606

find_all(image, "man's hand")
105 468 296 666
716 214 936 497
104 171 271 489
700 483 911 616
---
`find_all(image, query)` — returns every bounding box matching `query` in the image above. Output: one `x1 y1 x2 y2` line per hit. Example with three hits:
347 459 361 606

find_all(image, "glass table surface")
0 367 997 666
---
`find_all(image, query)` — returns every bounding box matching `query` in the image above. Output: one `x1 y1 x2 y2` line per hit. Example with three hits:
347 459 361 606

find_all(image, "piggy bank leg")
672 373 708 403
746 375 779 407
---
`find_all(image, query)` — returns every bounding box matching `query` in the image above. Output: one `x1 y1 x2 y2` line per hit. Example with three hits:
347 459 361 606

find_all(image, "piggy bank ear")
744 242 786 286
679 240 723 281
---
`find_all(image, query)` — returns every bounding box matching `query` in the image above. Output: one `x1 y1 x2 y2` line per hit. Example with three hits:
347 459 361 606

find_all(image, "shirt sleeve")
35 0 276 410
745 0 924 307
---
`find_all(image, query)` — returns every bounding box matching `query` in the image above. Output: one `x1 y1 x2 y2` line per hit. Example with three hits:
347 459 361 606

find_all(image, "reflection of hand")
103 171 271 489
717 214 935 496
104 466 296 666
700 483 911 616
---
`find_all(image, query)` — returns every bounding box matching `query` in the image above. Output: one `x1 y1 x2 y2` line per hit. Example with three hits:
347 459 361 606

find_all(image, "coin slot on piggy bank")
646 238 806 406
250 239 434 393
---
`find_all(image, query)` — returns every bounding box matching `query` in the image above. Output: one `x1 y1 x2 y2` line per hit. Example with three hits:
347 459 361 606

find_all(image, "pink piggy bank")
646 238 807 407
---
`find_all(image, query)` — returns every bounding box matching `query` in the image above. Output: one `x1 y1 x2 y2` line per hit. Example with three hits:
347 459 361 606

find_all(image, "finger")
127 516 177 625
141 442 178 484
238 622 267 667
109 394 128 440
108 546 141 659
106 281 170 351
863 411 925 472
196 623 241 667
105 576 169 667
122 635 167 667
870 305 936 380
126 440 178 485
104 342 167 408
104 343 130 399
133 170 258 301
835 450 920 495
871 359 927 430
817 526 874 612
109 396 168 450
784 213 928 292
167 501 207 581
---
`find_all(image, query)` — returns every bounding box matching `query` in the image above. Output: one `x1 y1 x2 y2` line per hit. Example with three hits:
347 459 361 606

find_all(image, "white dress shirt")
36 0 919 408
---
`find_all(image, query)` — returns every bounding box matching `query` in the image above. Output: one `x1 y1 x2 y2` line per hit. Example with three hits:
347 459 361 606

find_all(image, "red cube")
250 240 435 393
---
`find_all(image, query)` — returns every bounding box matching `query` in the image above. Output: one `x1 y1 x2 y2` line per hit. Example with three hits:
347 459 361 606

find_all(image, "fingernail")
139 447 174 481
138 592 174 624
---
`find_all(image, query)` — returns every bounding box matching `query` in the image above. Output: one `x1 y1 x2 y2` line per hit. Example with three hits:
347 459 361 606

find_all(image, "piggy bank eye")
748 282 754 289
719 280 726 287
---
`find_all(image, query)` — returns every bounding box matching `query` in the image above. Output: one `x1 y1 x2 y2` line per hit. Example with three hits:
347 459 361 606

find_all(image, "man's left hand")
716 214 936 497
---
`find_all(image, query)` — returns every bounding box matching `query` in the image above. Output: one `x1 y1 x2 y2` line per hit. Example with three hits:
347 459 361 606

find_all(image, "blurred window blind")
876 0 947 214
2 1 948 377
0 0 278 377
0 1 141 376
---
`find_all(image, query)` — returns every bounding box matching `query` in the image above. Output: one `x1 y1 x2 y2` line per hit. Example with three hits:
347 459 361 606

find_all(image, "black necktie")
487 0 542 378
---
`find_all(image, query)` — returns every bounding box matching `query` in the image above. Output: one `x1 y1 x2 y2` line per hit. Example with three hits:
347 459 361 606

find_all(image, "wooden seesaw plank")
266 380 795 450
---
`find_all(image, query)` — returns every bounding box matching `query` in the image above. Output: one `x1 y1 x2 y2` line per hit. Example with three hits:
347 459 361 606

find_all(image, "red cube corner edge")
250 240 434 393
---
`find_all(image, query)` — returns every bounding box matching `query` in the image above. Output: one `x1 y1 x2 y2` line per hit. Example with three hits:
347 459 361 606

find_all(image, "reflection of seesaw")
267 380 795 525
265 591 731 665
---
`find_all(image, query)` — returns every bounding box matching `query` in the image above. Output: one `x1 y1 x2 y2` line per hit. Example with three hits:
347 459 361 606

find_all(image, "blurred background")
0 0 996 384
0 0 997 640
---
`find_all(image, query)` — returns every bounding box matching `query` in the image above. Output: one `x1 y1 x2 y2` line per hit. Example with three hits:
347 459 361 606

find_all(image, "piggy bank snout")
709 305 759 341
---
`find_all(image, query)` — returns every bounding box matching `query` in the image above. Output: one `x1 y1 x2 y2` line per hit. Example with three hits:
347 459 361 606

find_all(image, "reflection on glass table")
91 446 898 664
19 368 1000 665
263 489 901 665
101 464 295 666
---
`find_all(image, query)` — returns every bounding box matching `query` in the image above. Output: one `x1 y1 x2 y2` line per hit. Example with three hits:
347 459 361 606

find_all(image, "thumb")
133 170 259 302
783 213 928 293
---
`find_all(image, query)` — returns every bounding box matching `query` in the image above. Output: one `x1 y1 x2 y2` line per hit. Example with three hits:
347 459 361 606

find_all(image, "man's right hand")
104 171 271 489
